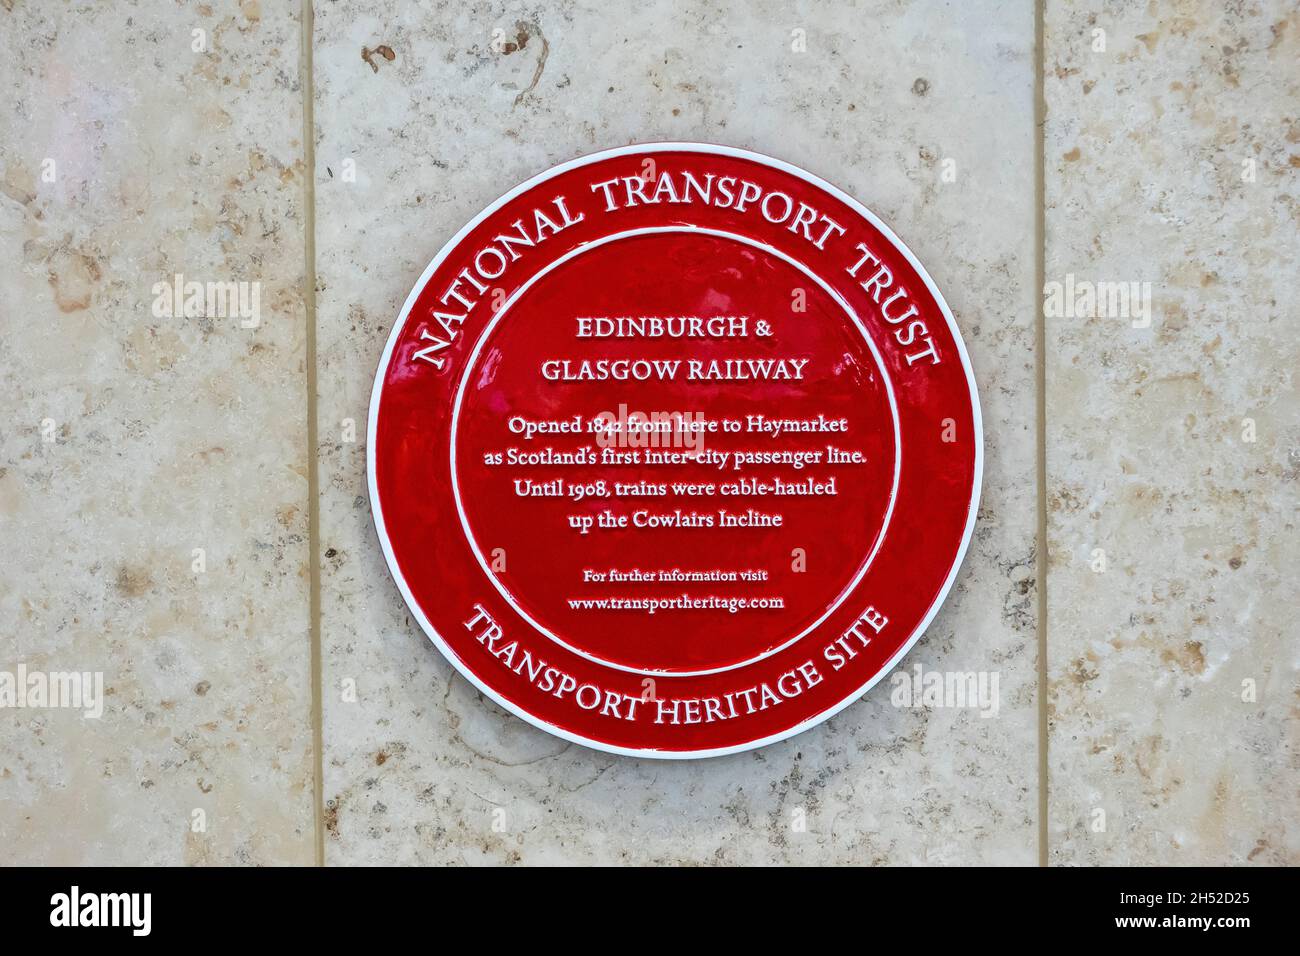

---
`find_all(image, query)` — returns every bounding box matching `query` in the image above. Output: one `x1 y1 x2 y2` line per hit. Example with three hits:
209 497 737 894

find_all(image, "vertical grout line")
1034 0 1050 868
300 0 325 869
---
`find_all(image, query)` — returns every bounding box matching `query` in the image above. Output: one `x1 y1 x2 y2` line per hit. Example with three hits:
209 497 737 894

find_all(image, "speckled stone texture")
0 2 314 864
314 0 1038 864
7 0 1289 868
1044 1 1299 864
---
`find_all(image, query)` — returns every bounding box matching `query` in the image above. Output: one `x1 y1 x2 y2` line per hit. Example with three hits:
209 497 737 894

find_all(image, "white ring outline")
448 227 902 676
367 142 984 759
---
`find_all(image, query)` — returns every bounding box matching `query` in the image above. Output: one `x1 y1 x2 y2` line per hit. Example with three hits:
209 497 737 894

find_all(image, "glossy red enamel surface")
370 145 981 757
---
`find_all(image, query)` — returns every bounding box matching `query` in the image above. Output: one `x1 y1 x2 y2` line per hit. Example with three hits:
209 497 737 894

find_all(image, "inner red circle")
452 231 896 673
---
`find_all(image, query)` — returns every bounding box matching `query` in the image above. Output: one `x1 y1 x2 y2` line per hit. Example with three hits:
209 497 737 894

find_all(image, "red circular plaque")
369 144 981 758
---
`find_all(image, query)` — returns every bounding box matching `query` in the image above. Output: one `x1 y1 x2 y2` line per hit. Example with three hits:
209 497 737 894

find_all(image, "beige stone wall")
0 0 1293 865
